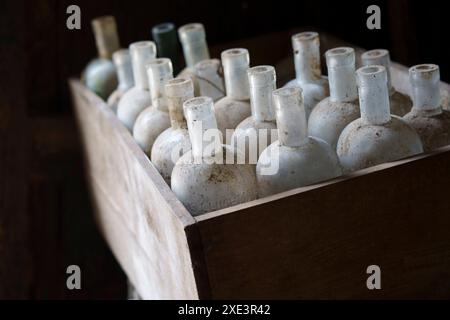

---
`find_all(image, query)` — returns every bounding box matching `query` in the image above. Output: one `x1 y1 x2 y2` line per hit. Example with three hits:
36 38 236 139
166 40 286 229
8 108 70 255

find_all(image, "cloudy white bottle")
231 66 278 163
361 49 412 116
133 58 172 155
214 48 252 141
284 32 329 118
308 47 360 149
83 16 119 100
257 87 342 197
403 64 450 152
151 77 194 184
117 41 156 130
337 65 423 172
171 96 257 216
194 59 225 101
107 49 134 114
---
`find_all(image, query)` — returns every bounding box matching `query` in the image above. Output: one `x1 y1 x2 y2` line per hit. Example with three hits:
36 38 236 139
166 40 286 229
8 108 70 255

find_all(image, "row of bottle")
83 17 450 216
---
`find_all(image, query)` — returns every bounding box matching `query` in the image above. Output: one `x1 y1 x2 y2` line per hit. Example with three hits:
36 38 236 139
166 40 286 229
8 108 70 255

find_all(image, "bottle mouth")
167 77 190 85
326 47 354 67
358 65 385 75
184 96 212 108
410 64 439 73
222 48 247 57
248 65 274 74
178 23 205 42
292 31 318 42
327 47 353 56
153 22 175 33
362 49 388 59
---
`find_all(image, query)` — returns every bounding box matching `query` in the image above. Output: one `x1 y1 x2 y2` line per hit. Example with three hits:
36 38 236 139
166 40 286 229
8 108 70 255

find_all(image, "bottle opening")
363 49 388 58
360 65 384 74
185 96 211 107
153 22 174 33
167 78 189 85
328 47 352 56
292 31 318 41
411 64 438 72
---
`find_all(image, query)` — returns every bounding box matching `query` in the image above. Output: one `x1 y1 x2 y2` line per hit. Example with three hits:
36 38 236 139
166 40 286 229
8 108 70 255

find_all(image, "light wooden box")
70 31 450 299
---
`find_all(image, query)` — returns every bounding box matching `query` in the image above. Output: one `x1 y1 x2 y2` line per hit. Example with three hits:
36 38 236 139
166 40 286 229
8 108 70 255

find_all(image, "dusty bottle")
403 64 450 152
308 47 360 149
284 32 329 118
257 87 342 197
107 49 134 114
177 23 224 97
361 49 412 116
194 59 225 101
337 65 423 172
231 66 278 163
171 96 257 216
117 41 156 131
151 77 194 184
133 58 172 155
83 16 120 100
152 22 181 74
214 48 252 140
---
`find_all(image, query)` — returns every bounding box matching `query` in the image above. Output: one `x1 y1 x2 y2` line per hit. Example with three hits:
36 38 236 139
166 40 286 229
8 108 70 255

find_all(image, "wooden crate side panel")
195 148 450 299
70 80 200 299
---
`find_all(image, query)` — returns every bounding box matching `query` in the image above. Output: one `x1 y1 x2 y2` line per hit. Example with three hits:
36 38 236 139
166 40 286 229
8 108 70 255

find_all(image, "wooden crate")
70 30 450 299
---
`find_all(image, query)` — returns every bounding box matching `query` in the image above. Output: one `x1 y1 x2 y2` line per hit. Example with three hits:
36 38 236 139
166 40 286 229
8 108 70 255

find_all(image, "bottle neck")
113 50 134 90
362 49 393 92
273 87 308 147
292 32 322 83
222 49 250 100
182 40 209 69
410 64 441 112
357 66 391 125
248 66 277 122
166 79 194 130
184 97 222 161
147 59 173 111
130 41 156 90
328 65 358 102
92 16 120 60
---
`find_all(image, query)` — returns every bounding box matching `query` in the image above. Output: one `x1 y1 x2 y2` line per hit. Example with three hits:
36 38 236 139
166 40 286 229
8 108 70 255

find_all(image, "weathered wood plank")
70 80 200 299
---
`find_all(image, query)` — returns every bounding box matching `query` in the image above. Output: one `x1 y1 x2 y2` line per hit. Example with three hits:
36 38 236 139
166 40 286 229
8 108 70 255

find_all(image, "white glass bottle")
308 47 360 149
194 59 225 101
107 49 134 114
257 87 342 197
171 96 257 216
151 77 194 184
361 49 412 116
133 58 172 155
214 48 251 141
83 16 119 100
231 66 278 163
284 32 329 118
337 65 423 172
117 41 156 130
403 64 450 152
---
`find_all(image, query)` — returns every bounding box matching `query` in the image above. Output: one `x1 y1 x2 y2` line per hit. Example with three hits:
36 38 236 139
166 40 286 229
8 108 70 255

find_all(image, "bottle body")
403 64 450 152
257 87 342 197
337 66 423 172
171 97 257 216
308 47 360 149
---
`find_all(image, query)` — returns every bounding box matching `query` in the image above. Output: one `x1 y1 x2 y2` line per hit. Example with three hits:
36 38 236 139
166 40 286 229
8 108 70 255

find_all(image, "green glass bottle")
152 22 181 74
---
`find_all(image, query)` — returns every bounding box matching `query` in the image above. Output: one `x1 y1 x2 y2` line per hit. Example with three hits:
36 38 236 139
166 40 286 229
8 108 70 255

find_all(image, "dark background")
1 0 448 299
